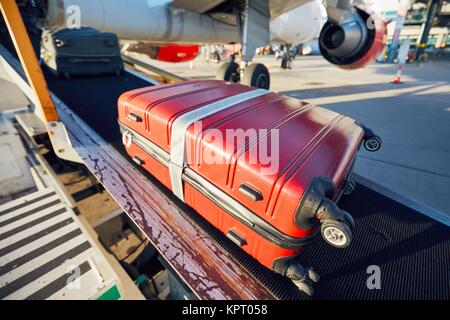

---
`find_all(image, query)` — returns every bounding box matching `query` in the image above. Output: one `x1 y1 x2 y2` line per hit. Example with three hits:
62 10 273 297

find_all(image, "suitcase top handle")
169 88 270 201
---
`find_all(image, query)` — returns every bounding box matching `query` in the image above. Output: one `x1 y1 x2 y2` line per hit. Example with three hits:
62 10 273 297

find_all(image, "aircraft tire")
215 62 240 82
241 63 270 89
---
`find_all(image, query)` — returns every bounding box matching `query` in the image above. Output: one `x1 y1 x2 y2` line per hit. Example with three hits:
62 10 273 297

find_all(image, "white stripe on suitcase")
169 88 269 200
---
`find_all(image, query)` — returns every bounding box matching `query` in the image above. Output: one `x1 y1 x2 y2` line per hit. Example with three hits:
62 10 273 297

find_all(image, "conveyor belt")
40 61 450 300
304 179 450 300
43 68 149 146
1 33 449 300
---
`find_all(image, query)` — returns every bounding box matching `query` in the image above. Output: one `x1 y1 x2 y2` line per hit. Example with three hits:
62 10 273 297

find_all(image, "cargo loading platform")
0 32 449 300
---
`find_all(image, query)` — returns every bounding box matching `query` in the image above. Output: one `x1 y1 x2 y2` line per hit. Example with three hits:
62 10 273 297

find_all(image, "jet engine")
318 7 386 70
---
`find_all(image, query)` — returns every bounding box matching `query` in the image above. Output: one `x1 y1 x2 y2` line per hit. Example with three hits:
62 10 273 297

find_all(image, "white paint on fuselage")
270 0 326 44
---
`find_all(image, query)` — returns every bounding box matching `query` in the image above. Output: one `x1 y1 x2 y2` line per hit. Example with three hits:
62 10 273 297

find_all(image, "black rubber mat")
303 184 450 300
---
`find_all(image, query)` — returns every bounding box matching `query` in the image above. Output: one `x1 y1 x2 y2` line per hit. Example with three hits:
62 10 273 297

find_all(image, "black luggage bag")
41 27 124 79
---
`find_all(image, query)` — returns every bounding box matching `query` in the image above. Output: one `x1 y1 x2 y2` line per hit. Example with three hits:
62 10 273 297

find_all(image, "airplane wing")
171 0 226 14
41 0 385 71
269 0 313 18
172 0 313 19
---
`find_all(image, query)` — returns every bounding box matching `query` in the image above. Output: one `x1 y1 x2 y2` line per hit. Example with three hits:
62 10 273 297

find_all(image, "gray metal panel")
172 0 227 13
171 0 313 19
242 0 270 61
269 0 312 18
15 112 47 137
351 173 450 226
0 116 35 200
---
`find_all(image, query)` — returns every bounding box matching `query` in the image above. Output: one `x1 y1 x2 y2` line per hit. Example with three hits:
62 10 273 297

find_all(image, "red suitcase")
117 80 381 294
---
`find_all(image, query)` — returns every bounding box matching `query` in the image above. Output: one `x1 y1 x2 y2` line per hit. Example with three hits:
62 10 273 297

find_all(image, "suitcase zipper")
119 123 317 249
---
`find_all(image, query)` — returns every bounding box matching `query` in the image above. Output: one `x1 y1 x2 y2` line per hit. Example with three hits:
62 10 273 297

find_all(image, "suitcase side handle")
226 230 247 247
127 113 142 122
239 183 263 202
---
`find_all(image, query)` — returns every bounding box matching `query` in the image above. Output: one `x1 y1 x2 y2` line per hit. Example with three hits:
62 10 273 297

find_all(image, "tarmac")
1 54 449 215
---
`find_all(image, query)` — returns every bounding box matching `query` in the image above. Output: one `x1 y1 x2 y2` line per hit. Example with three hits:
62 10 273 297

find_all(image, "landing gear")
241 63 270 89
215 62 240 82
215 62 271 89
215 0 271 89
281 55 293 69
280 44 293 70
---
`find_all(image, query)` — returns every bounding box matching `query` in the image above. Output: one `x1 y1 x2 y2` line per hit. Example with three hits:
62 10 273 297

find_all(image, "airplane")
269 0 327 69
40 0 387 89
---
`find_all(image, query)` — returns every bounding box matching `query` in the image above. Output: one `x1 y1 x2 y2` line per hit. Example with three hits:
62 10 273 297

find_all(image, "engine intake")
319 7 386 70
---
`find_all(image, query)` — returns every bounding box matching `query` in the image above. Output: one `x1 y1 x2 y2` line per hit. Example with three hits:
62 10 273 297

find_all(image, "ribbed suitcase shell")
118 80 364 269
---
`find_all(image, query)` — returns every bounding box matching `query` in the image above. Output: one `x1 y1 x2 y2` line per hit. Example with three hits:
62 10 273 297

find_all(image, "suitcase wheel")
273 258 319 296
364 135 382 152
341 210 356 231
321 220 352 248
307 267 320 283
292 279 314 296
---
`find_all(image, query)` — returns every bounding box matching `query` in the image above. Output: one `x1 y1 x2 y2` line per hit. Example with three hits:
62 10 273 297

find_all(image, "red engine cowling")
128 43 200 63
319 7 387 70
151 45 200 63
